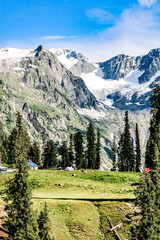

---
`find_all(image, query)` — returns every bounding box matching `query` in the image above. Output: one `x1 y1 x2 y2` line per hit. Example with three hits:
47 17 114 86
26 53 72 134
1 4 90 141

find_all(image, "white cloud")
75 6 160 61
138 0 157 7
69 36 78 38
86 8 115 23
39 36 66 40
4 5 160 62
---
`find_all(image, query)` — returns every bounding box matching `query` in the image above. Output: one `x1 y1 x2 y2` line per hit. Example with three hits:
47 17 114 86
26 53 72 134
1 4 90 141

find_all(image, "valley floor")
0 170 141 239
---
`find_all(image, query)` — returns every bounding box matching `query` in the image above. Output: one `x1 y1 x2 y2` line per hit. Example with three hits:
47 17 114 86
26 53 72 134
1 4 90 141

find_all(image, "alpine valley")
1 45 160 168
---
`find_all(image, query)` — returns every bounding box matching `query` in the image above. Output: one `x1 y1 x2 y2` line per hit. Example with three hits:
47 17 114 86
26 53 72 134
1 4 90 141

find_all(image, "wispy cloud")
86 8 115 24
138 0 157 7
39 36 66 40
69 36 78 38
74 6 160 61
5 4 160 62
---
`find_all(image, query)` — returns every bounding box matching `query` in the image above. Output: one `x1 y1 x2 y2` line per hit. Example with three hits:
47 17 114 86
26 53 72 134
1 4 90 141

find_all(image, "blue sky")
1 0 160 60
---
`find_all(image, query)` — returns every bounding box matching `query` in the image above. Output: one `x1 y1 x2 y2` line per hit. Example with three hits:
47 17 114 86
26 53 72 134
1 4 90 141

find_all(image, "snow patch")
77 108 106 121
0 47 34 66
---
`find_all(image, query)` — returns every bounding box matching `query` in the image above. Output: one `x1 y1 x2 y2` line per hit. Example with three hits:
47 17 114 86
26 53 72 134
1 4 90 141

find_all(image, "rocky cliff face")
99 54 142 80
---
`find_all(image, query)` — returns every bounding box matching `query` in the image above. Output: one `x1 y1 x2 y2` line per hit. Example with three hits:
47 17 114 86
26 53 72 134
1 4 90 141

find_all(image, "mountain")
0 45 154 169
50 48 96 76
0 45 99 142
55 48 160 111
0 45 113 169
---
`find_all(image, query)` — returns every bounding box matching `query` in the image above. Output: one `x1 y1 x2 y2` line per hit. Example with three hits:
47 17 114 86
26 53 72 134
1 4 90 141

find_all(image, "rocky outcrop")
100 54 142 80
50 48 96 76
21 46 97 109
138 49 160 84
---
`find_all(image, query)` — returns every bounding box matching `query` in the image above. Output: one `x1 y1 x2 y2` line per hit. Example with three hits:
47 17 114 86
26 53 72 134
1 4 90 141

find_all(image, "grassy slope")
0 170 140 239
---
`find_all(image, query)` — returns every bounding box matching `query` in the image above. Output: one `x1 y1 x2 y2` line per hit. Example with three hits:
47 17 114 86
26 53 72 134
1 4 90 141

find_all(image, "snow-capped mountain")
53 48 160 110
50 48 96 76
0 45 153 167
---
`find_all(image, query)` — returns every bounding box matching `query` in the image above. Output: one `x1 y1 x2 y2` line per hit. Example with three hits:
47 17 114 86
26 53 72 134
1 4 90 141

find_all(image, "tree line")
112 111 141 172
1 118 101 170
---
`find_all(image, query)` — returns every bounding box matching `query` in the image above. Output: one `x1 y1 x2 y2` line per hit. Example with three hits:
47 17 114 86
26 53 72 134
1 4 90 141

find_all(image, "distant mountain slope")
54 47 160 110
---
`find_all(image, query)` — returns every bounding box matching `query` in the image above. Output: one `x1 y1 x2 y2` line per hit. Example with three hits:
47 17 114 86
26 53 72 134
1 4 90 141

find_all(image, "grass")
0 169 140 239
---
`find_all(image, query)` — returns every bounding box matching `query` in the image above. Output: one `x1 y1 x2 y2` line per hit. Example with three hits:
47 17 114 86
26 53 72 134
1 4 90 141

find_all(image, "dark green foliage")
43 140 58 168
38 203 51 240
87 122 96 169
74 131 85 169
145 86 160 168
135 123 141 172
7 112 30 166
59 141 70 169
118 111 135 172
133 146 160 239
132 88 160 239
0 124 8 164
0 121 2 164
95 128 101 170
29 141 41 166
117 134 125 171
69 134 74 166
3 112 39 240
111 136 117 171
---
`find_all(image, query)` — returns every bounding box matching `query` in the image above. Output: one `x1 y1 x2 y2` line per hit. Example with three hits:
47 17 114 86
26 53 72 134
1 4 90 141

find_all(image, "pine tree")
1 133 8 164
95 128 101 169
43 140 58 168
29 141 41 166
3 113 39 240
87 122 96 169
132 145 160 239
0 121 2 165
135 123 141 172
74 131 84 169
118 111 135 172
117 133 125 171
111 136 117 171
38 203 51 240
7 112 30 166
68 134 74 166
145 86 160 168
59 141 70 169
132 88 160 239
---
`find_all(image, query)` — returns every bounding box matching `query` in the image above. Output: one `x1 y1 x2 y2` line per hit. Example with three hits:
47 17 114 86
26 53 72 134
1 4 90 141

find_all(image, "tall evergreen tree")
68 134 74 166
29 141 41 166
111 136 117 171
38 203 51 240
132 88 160 239
118 111 135 172
145 86 160 168
132 145 160 240
117 133 125 171
74 131 84 169
95 128 101 169
87 122 96 169
7 112 30 165
59 141 70 169
3 113 39 240
135 123 141 172
43 140 58 168
0 121 2 165
1 133 8 164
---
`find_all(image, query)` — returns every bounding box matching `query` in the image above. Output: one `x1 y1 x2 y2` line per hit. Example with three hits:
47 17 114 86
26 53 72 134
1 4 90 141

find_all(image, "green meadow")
0 170 141 239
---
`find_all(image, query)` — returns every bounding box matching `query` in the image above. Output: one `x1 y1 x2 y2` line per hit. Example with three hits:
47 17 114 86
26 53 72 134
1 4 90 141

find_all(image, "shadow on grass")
32 197 135 202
